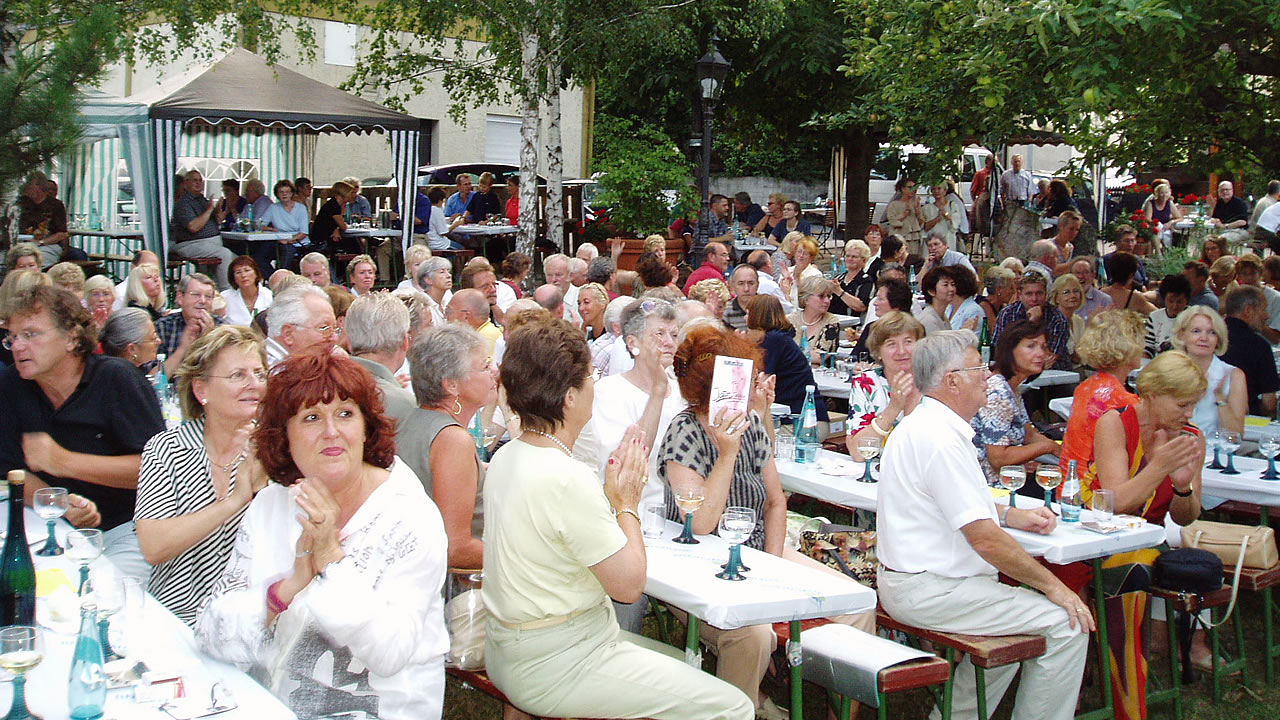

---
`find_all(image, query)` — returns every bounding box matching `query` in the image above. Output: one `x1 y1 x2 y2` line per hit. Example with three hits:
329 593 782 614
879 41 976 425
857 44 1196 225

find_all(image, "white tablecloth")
1201 454 1280 507
813 370 849 399
776 450 1166 564
830 314 859 329
1023 369 1080 390
13 504 295 720
734 239 773 254
452 223 516 236
643 521 876 630
221 231 293 242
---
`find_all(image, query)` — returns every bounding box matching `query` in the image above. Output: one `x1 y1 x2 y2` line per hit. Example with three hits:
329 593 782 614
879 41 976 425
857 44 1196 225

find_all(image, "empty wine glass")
1220 431 1242 475
1036 465 1063 511
855 436 881 483
671 483 705 545
33 486 68 557
715 506 757 581
1000 465 1026 509
66 528 105 595
1091 488 1115 522
91 573 127 661
1261 428 1280 480
0 626 43 720
1206 430 1224 469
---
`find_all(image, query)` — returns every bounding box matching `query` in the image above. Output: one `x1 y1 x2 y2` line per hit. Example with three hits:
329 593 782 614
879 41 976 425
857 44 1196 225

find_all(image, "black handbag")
1153 548 1223 594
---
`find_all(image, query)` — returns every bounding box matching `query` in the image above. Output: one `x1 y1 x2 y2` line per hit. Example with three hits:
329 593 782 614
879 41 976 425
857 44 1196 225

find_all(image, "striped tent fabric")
153 118 185 258
390 129 420 253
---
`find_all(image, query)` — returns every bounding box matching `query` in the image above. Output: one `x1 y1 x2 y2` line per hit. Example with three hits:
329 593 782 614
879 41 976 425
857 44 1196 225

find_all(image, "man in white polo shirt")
877 329 1091 720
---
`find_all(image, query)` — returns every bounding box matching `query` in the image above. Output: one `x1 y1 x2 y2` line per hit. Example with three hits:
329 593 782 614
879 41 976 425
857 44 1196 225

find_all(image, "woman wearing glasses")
135 326 268 624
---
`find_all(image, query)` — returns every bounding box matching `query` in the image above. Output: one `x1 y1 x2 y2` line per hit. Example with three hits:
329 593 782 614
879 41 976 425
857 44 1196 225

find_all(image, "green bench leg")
1267 585 1278 685
974 667 987 720
1206 598 1250 701
790 620 803 720
684 615 700 667
941 647 955 720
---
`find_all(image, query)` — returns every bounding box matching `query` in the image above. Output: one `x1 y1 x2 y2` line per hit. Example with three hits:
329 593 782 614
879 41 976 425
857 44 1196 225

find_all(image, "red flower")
852 374 877 393
1140 222 1151 229
1133 209 1145 216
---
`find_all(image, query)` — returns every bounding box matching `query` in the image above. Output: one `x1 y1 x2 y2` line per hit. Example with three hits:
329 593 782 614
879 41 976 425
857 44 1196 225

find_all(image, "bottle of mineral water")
795 386 821 464
1060 460 1082 524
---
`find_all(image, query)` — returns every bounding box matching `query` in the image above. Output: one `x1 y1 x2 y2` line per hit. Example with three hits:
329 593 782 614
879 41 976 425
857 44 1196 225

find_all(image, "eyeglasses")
297 324 343 337
207 369 268 386
949 364 991 378
2 328 52 350
638 299 672 314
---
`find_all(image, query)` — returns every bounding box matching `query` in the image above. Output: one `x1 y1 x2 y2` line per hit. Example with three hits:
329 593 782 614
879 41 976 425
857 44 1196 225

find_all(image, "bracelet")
868 417 890 437
615 508 641 524
998 504 1012 527
1172 485 1194 498
266 580 289 615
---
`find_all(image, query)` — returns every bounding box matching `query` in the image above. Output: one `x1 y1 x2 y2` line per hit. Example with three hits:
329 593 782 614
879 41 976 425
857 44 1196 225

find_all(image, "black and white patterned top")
135 418 249 626
657 409 771 550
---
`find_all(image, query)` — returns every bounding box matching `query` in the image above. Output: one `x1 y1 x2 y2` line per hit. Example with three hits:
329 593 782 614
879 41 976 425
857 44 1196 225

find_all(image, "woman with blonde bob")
1051 273 1087 359
1169 305 1245 439
1059 310 1145 474
125 262 168 320
788 275 842 361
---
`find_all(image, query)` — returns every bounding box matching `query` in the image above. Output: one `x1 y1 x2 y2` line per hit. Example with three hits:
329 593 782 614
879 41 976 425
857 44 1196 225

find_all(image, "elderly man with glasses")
156 273 226 376
265 285 342 367
877 329 1091 720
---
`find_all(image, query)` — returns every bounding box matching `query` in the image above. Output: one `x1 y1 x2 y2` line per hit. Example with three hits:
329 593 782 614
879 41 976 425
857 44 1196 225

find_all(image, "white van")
868 145 993 222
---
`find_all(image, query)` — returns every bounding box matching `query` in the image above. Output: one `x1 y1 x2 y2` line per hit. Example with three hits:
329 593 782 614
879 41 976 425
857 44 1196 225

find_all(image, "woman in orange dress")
1059 309 1144 474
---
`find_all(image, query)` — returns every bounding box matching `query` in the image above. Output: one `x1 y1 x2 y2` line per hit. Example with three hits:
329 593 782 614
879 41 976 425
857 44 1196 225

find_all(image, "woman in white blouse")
416 257 454 326
220 256 273 326
262 179 311 272
197 350 448 720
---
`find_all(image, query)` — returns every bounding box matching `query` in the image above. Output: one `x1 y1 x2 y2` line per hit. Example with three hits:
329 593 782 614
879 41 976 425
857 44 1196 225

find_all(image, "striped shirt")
135 419 250 626
657 409 772 550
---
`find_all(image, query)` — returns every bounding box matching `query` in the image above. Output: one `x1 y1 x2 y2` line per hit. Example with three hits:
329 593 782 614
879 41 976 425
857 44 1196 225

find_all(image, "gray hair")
416 256 450 288
1029 239 1058 261
927 228 949 242
176 272 214 294
269 285 329 339
620 298 677 356
568 257 588 275
393 289 433 334
1224 284 1265 317
603 296 634 335
912 329 978 393
100 308 154 357
543 253 570 270
576 243 599 261
300 252 329 271
408 323 487 406
675 299 713 328
586 257 615 285
346 293 410 354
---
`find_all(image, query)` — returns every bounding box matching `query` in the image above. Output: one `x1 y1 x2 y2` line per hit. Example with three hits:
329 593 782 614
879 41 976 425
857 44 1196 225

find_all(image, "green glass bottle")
0 471 36 627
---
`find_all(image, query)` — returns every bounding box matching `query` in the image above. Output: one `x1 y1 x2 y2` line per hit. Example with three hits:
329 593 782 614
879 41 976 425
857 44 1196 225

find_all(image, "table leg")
789 620 803 720
1077 557 1115 720
684 615 701 667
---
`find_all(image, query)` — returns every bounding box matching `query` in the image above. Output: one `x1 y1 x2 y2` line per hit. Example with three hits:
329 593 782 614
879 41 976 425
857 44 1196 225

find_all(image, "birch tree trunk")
516 28 541 257
544 53 564 253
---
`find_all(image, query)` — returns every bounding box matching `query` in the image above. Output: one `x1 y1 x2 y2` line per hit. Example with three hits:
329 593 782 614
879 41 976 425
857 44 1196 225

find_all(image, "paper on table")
36 567 72 597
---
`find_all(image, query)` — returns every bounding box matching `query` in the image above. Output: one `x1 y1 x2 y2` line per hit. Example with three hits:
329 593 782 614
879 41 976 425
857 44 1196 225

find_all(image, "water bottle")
908 264 917 293
799 325 810 361
1060 460 1082 524
795 386 821 464
88 202 101 231
469 411 488 462
247 203 255 231
68 603 107 720
153 353 169 401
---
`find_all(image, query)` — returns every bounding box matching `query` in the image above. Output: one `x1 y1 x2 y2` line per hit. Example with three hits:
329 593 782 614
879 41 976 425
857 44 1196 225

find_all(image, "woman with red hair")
196 349 449 720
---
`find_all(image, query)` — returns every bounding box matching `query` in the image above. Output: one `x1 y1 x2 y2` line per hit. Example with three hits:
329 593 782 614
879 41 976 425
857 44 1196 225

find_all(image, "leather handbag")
1153 548 1223 595
799 523 878 589
1181 520 1279 571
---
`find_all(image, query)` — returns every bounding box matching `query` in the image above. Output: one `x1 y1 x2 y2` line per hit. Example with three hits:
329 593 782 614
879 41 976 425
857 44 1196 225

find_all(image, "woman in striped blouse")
135 325 268 624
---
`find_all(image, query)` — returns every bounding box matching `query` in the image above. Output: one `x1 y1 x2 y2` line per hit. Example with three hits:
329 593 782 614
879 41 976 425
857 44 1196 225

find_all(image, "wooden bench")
1225 564 1280 684
774 620 951 720
1148 584 1247 709
446 666 608 720
165 257 224 303
877 609 1047 720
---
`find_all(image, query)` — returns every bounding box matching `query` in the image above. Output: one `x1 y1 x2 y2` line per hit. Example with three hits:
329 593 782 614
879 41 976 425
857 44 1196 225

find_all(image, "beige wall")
99 15 588 185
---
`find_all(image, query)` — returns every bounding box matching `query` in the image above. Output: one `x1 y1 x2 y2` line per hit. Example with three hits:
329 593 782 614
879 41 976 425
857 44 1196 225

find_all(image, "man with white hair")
445 288 501 355
345 293 415 422
999 153 1034 206
1025 239 1058 283
568 256 589 289
878 330 1091 720
266 285 340 367
675 299 714 327
589 296 634 376
299 252 332 288
575 243 599 262
1211 180 1250 237
746 250 793 312
155 273 224 376
542 253 583 325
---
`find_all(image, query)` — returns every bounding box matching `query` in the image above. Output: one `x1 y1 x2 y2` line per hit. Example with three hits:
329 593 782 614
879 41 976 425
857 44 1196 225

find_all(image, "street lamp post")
694 35 730 268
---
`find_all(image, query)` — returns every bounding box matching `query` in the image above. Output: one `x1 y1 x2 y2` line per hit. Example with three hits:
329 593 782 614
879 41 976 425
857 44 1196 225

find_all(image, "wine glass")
1220 431 1242 475
33 486 68 557
855 437 881 483
1206 430 1224 469
1091 489 1115 522
91 573 127 661
66 529 105 595
999 465 1026 509
1035 465 1063 511
715 507 757 581
671 484 705 545
1261 429 1280 480
0 626 43 720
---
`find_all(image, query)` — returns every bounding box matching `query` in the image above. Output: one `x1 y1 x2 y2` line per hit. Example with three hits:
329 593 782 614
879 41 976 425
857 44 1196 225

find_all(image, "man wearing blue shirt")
445 174 474 220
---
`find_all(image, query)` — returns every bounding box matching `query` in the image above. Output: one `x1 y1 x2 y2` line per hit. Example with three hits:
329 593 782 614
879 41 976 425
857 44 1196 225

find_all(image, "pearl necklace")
528 429 572 457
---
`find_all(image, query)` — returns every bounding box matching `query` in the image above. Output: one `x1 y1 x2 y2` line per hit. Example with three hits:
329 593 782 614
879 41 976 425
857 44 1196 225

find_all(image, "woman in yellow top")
482 316 753 720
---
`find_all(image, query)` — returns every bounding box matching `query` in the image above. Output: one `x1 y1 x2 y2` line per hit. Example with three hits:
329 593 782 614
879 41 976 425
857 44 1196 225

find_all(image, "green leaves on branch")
591 115 693 237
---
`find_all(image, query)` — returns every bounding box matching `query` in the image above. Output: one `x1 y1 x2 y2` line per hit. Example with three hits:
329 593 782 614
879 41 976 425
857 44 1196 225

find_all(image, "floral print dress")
970 374 1029 485
847 371 892 435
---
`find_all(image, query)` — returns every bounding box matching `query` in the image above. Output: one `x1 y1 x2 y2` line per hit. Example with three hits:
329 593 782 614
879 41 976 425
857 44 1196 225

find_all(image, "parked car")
417 163 545 186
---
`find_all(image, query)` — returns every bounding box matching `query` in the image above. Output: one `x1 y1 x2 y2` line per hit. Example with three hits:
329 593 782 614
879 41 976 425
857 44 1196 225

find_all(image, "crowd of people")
1 169 1279 720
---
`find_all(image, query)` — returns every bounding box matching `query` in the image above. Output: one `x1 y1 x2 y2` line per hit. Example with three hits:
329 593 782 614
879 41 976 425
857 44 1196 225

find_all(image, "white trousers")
878 569 1088 720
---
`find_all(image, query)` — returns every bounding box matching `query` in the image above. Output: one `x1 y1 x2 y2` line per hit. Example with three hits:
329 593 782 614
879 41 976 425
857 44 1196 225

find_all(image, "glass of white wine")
856 436 881 483
0 626 43 720
1220 431 1242 475
33 486 68 557
999 465 1026 508
671 484 705 545
1035 465 1063 511
1207 430 1224 469
715 507 757 581
1261 428 1280 480
66 528 105 595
